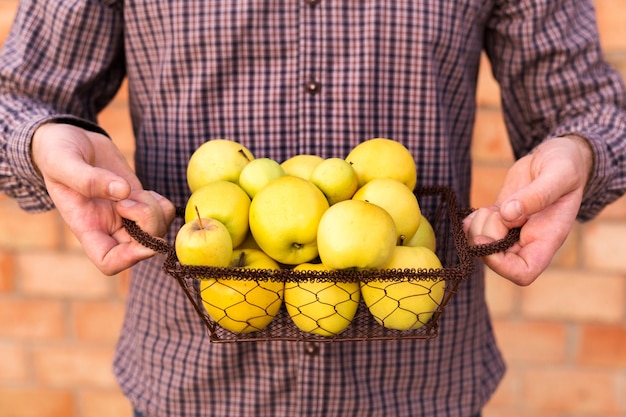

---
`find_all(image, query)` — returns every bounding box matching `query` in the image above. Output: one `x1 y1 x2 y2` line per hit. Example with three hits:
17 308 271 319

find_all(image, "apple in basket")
284 262 360 337
184 180 251 248
280 154 324 181
174 210 233 268
360 246 445 331
199 249 284 334
403 214 437 252
345 137 417 190
186 138 255 192
316 199 397 270
309 157 359 205
249 175 329 265
238 157 286 199
352 177 422 245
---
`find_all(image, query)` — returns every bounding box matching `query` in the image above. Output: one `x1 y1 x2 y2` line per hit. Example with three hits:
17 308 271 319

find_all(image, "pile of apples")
175 138 445 337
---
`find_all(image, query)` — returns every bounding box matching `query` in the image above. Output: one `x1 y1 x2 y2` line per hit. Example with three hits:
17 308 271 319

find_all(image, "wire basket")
123 185 519 343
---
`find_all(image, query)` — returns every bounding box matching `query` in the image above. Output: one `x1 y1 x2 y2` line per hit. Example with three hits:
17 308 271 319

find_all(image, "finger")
482 224 554 286
116 190 175 238
150 191 177 230
465 206 509 245
499 169 578 226
44 152 132 201
80 227 157 276
80 191 173 275
33 125 133 201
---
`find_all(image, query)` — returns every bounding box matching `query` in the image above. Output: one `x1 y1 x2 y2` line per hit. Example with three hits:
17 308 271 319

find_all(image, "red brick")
595 0 626 50
0 299 65 340
79 389 133 417
610 57 626 85
483 369 518 409
485 268 520 317
597 193 626 221
0 387 74 417
0 251 15 293
520 269 625 323
476 53 501 108
470 164 510 209
551 224 581 269
18 252 113 299
483 409 561 417
0 1 19 45
116 267 132 299
521 367 620 414
112 78 129 104
492 319 568 365
0 199 61 250
97 102 136 164
71 301 125 342
582 221 626 274
577 324 626 367
33 345 117 388
472 108 514 164
62 222 83 251
0 342 29 383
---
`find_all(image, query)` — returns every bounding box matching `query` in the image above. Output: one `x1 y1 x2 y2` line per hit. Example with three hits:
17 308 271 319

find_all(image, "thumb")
33 123 134 201
41 148 132 201
499 172 574 226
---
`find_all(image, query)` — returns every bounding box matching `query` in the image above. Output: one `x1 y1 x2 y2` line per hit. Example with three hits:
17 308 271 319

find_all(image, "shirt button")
305 0 321 6
305 80 320 95
304 342 320 356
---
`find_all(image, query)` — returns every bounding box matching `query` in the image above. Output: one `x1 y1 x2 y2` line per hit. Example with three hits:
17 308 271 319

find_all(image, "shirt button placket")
304 342 320 356
305 80 320 95
303 0 321 97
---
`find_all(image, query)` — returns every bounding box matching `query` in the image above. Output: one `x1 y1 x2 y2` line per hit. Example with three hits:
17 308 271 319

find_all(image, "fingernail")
502 200 523 222
148 190 162 200
109 181 127 200
119 199 137 208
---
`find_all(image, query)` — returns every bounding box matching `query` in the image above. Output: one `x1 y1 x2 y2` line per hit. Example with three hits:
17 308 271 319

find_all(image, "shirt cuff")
5 114 110 212
551 127 621 221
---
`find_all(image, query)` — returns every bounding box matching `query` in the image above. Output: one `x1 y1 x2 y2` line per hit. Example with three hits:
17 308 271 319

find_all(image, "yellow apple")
317 199 397 270
360 246 445 331
238 157 286 198
345 138 417 190
403 214 437 252
249 175 329 265
186 139 255 192
175 216 233 267
284 263 360 337
200 248 284 334
309 157 359 205
234 230 262 251
352 178 422 245
184 180 251 248
280 154 324 180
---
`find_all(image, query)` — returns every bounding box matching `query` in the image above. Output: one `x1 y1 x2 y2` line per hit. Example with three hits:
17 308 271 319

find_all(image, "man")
1 1 625 416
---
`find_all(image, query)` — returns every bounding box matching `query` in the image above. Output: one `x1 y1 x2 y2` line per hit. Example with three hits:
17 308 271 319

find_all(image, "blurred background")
0 0 625 416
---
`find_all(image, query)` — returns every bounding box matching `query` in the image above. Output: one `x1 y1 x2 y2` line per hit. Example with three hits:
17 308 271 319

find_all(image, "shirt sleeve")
484 0 626 221
0 0 125 212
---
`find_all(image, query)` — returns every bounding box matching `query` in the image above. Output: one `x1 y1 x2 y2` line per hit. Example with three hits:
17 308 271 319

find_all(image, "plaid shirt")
1 1 625 416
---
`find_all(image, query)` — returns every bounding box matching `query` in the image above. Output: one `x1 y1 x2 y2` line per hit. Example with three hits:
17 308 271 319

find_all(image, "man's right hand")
32 123 176 275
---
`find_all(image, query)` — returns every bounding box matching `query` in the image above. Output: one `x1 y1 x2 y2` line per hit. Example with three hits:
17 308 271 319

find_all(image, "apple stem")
238 148 252 162
237 251 246 267
194 205 204 228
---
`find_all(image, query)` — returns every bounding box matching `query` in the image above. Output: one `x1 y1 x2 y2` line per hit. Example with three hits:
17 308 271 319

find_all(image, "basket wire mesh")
123 185 519 342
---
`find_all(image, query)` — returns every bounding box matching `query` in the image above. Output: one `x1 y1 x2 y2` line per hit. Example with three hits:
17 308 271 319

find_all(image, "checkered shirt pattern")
1 1 625 416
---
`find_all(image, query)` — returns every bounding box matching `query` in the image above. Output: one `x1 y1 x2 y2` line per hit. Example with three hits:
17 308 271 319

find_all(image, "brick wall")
1 1 625 416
